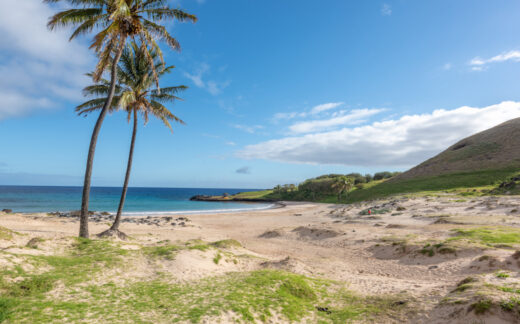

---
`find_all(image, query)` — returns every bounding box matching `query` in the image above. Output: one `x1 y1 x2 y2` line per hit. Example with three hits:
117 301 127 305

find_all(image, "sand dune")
2 195 520 322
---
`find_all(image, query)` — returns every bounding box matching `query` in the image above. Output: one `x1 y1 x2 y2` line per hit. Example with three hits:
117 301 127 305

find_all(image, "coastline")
189 194 276 203
118 201 285 216
16 201 285 218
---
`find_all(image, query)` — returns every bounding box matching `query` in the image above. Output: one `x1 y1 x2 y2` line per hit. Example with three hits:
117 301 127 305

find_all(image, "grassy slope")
0 238 407 323
345 167 519 203
236 167 520 204
232 190 274 199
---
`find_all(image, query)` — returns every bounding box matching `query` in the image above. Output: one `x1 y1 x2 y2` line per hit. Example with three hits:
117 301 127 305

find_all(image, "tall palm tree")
45 0 196 238
77 43 185 238
332 176 354 203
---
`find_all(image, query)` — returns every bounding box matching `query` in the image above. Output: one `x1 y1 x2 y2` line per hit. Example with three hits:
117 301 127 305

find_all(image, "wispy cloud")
235 166 250 174
442 63 452 71
381 3 392 16
469 50 520 71
288 108 385 134
0 0 93 120
232 124 264 134
184 63 230 95
238 101 520 167
310 102 344 114
273 102 344 122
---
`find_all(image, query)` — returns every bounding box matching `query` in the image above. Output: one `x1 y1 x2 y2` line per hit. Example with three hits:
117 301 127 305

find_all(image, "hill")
197 118 520 204
395 117 520 181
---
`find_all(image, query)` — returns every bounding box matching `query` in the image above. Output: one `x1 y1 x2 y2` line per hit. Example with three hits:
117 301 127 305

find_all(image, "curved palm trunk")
79 38 126 239
110 109 138 231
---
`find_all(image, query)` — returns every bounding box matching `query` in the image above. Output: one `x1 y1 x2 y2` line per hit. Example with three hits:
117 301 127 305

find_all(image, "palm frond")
142 19 180 51
69 14 109 40
143 8 197 23
47 8 103 30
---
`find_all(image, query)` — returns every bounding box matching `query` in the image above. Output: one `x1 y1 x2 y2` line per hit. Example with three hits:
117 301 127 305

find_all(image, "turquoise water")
0 186 272 215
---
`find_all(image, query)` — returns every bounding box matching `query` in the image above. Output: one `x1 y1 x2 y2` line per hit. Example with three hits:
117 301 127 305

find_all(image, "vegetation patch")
500 296 520 312
209 239 242 249
450 227 520 247
213 253 222 264
0 226 14 241
142 244 180 260
26 237 45 249
0 264 408 324
470 299 493 314
345 168 519 203
496 272 510 279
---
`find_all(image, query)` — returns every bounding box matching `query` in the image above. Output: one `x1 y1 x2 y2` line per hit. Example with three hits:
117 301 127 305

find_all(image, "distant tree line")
271 171 401 202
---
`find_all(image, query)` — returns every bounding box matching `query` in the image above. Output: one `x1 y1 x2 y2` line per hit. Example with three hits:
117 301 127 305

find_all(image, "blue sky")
2 0 520 188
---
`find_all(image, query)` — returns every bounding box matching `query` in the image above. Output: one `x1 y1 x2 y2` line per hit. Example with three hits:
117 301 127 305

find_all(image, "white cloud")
0 0 93 120
469 50 520 71
232 124 264 134
237 101 520 167
310 102 344 114
272 102 344 122
289 108 385 134
184 63 230 95
273 112 302 121
381 4 392 16
443 63 452 71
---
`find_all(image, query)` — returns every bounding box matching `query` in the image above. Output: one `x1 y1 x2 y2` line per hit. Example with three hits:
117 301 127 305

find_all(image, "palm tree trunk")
110 109 137 231
79 38 126 239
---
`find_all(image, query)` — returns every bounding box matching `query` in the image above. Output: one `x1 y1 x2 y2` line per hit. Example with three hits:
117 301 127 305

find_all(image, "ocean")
0 186 272 215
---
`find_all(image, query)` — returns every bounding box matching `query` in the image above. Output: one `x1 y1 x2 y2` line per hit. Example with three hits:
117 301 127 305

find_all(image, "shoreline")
16 201 286 218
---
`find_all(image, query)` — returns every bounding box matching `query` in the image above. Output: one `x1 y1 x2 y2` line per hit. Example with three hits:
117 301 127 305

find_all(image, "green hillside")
344 167 519 203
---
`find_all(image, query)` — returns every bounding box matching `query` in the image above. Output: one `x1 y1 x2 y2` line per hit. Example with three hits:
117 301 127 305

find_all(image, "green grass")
209 239 242 249
471 299 492 314
345 168 519 203
142 244 180 260
501 297 520 312
0 241 408 324
450 227 520 246
419 243 457 257
213 253 222 264
142 239 243 261
0 226 14 241
496 272 510 279
0 269 408 323
0 238 128 323
231 190 274 199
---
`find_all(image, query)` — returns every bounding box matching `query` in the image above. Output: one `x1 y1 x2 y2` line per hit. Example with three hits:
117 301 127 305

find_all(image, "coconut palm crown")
77 42 185 128
45 0 197 82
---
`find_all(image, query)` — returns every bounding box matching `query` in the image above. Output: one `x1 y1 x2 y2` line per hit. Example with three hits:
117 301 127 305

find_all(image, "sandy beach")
2 195 520 323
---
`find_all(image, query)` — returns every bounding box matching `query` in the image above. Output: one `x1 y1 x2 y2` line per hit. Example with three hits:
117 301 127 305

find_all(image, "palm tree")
45 0 196 238
77 42 185 238
332 176 354 203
